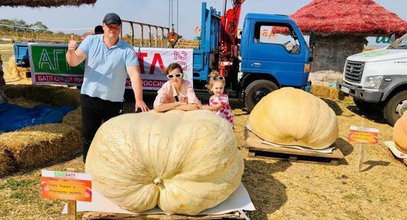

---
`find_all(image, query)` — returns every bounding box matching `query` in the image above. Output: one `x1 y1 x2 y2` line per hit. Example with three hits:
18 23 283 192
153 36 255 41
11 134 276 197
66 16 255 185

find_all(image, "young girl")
201 71 234 126
153 63 200 112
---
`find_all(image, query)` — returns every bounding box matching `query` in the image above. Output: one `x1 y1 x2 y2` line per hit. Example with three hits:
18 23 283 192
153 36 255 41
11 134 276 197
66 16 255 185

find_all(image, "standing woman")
154 63 200 112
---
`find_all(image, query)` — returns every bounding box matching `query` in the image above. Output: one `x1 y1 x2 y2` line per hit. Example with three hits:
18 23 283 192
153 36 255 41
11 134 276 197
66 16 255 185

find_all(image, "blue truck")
14 2 314 111
192 2 314 110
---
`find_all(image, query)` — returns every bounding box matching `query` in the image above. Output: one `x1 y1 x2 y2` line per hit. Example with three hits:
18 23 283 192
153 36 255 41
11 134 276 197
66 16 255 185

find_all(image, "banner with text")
134 47 193 90
29 43 193 90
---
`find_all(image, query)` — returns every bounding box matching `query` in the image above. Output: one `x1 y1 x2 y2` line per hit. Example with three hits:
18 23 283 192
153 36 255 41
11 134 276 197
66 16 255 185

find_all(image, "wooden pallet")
244 128 344 165
82 211 245 220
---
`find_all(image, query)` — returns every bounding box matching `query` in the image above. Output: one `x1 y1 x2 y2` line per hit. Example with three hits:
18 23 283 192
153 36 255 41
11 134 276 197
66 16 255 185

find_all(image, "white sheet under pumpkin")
85 110 244 215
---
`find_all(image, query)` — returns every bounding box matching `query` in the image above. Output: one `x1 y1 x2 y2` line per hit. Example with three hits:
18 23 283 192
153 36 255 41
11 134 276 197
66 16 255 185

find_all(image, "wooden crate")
82 211 245 220
244 128 344 165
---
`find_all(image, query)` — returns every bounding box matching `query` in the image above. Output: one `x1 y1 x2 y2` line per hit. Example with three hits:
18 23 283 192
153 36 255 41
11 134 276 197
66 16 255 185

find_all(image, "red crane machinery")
219 0 245 76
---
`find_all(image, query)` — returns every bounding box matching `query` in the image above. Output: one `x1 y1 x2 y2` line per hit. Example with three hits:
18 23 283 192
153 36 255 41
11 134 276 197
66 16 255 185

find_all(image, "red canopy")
291 0 407 36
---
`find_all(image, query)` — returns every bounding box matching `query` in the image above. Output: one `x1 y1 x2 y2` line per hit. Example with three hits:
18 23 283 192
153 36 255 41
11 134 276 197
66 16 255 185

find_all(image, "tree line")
0 19 71 43
0 19 52 33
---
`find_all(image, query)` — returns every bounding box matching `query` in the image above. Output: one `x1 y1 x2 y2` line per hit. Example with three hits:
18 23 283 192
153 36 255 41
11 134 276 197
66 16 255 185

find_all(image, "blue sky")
0 0 406 43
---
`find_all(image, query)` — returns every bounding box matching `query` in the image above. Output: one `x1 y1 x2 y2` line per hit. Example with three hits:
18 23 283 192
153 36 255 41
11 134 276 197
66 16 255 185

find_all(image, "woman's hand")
177 102 187 106
175 103 200 111
196 100 203 109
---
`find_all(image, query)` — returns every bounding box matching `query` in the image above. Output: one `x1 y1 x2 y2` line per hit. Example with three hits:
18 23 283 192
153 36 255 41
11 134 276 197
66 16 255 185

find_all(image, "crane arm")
218 0 245 76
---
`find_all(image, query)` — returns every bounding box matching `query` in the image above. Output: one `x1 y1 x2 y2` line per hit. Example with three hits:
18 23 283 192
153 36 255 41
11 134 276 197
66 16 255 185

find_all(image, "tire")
353 98 377 113
383 90 407 126
244 80 278 111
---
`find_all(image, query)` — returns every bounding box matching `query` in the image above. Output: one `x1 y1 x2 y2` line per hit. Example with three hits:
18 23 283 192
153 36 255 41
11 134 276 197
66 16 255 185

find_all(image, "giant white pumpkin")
85 110 244 215
393 111 407 152
248 87 338 149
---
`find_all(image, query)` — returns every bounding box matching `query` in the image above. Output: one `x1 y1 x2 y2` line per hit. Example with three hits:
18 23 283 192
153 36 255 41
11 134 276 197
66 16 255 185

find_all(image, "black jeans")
81 94 123 163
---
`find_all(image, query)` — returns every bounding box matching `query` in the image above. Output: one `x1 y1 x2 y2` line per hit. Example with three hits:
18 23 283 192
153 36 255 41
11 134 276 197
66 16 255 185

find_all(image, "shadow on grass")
335 138 354 165
322 98 343 115
362 160 390 172
346 105 387 125
242 160 291 219
336 138 354 156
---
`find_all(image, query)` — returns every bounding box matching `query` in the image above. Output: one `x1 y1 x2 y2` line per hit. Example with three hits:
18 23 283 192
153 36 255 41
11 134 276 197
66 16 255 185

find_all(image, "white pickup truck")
337 34 407 125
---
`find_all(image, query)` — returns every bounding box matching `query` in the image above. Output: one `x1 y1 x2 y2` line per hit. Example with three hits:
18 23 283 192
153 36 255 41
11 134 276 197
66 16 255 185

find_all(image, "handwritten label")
348 126 379 144
41 170 92 202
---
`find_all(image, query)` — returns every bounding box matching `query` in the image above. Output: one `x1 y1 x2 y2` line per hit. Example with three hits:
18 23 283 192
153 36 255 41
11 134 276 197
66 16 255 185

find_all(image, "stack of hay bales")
311 84 345 100
0 84 82 177
7 56 31 79
309 71 345 100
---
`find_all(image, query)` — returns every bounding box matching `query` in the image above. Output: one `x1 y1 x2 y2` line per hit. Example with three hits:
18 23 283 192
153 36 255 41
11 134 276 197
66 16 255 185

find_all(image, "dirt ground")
0 77 406 220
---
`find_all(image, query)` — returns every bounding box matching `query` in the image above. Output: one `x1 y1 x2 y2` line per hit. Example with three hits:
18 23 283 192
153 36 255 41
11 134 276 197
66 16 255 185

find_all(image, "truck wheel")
353 98 377 113
383 90 407 126
245 80 278 111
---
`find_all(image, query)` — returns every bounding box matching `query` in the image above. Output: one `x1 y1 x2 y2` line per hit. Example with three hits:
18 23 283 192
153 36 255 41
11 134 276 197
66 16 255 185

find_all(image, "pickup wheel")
245 80 278 111
383 90 407 126
353 98 377 113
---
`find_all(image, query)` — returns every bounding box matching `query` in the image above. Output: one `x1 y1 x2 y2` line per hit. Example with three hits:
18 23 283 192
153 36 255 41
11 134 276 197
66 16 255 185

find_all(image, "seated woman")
153 63 200 112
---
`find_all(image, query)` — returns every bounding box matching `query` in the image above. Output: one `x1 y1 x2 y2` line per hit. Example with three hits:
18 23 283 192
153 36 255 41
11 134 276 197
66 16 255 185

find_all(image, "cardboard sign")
41 170 92 202
29 43 193 90
348 126 379 144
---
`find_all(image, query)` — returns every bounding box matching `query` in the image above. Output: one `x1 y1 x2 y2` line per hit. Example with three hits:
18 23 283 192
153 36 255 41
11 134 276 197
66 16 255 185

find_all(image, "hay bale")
0 147 15 177
311 84 344 100
62 106 82 130
7 56 18 78
5 84 80 107
7 56 30 79
0 123 81 170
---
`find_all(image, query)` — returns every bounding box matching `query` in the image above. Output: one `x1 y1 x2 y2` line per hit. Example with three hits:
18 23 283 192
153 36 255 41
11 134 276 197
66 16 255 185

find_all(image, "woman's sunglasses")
167 73 183 79
211 76 225 81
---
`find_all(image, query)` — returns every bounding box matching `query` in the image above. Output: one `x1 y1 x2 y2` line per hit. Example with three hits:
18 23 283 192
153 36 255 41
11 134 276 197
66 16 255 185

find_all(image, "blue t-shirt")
78 35 139 102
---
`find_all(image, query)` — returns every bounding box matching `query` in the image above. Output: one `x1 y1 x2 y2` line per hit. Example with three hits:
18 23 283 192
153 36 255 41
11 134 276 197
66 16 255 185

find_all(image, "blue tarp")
0 103 75 132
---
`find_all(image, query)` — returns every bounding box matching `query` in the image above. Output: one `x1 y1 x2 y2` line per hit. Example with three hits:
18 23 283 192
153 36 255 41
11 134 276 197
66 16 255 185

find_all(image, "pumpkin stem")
153 178 162 185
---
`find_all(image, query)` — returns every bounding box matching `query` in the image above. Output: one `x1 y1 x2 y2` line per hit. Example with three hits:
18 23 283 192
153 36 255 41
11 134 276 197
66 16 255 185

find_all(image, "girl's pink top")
209 93 234 125
153 80 199 108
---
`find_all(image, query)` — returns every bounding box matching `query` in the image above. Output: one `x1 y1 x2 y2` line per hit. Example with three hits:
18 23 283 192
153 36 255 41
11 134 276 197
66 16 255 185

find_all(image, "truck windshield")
388 34 407 49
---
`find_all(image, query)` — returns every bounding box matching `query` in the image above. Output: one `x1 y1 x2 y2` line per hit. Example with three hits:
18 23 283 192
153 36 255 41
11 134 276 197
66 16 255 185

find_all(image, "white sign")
133 47 193 90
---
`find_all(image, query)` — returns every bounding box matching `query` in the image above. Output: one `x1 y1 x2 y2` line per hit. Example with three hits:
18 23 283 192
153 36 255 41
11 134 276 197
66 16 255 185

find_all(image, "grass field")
1 89 406 219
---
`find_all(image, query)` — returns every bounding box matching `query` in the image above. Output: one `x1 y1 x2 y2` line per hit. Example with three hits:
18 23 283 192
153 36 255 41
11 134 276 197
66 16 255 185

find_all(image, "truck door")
241 21 308 87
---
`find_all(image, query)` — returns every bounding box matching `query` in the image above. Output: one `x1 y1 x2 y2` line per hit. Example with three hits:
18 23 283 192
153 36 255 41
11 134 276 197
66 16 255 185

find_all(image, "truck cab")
193 3 313 111
338 33 407 125
240 13 311 110
13 43 30 67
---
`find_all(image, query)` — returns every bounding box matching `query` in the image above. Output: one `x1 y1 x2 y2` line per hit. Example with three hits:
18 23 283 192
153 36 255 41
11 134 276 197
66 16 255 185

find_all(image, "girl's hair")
206 70 225 93
165 62 183 75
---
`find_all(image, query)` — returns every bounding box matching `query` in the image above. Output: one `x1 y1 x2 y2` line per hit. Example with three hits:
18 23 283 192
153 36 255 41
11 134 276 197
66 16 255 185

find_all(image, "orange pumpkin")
393 112 407 152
